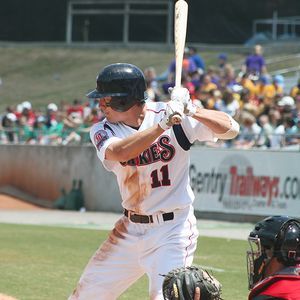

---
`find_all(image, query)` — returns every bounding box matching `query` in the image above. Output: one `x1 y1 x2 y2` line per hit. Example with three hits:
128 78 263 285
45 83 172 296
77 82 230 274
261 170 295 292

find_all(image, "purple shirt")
245 55 265 74
169 58 197 74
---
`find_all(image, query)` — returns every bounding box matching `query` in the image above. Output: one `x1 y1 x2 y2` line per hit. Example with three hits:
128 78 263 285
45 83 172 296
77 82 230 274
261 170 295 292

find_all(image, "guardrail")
1 128 299 150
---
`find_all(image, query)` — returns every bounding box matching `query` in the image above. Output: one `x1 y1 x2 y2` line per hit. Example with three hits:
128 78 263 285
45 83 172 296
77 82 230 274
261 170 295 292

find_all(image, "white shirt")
90 101 216 214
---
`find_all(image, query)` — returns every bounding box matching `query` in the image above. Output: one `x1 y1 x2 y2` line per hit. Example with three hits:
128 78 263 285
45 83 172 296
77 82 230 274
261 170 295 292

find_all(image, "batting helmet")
247 215 300 288
86 63 147 112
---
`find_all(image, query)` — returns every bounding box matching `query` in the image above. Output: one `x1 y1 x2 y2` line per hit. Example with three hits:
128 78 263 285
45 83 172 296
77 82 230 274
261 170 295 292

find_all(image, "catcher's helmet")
247 216 300 288
86 63 147 112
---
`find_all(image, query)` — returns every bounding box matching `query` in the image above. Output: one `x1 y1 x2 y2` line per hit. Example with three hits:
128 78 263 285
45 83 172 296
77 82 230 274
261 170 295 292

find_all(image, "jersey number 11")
150 165 171 188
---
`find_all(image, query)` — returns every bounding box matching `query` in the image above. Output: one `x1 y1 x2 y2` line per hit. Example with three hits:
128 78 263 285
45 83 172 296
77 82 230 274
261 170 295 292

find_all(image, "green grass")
0 223 249 300
0 46 243 113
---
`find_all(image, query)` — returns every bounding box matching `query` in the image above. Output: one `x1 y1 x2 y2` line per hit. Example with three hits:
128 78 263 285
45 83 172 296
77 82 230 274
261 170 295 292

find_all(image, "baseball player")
166 216 300 300
69 63 239 300
247 216 300 300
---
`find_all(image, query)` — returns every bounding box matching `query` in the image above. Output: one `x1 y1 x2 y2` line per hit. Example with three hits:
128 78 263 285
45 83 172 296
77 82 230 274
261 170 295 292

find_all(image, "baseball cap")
218 53 227 60
258 75 271 85
277 96 295 107
22 101 32 110
6 113 17 122
273 74 284 86
47 103 58 111
16 104 24 113
37 116 46 123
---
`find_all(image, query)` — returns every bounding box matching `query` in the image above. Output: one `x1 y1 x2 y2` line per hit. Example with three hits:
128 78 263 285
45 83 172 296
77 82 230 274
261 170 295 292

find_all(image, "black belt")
124 209 174 224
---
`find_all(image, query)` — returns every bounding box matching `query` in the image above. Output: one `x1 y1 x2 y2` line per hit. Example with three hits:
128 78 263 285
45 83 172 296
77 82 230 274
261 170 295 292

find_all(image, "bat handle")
171 113 182 124
171 81 182 125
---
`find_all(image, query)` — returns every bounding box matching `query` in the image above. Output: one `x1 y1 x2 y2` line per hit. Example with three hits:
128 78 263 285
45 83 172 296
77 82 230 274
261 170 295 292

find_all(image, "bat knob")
171 114 182 125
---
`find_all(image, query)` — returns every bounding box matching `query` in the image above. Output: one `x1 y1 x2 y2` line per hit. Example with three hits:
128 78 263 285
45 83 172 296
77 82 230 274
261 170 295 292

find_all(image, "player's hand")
159 100 184 130
168 87 197 116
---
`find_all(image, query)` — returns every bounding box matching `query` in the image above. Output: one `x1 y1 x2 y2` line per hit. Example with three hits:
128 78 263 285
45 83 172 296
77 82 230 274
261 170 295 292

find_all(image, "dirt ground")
0 194 44 210
0 294 18 300
0 193 253 240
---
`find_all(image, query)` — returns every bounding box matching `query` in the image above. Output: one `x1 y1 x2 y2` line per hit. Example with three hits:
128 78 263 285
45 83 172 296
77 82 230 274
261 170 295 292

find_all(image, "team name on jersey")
120 136 175 167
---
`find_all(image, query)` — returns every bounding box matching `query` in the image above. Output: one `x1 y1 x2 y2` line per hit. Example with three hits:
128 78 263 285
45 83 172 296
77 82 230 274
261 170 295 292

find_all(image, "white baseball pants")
69 205 198 300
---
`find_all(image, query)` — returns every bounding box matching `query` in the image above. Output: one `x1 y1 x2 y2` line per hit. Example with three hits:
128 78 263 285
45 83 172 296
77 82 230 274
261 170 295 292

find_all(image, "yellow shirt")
290 86 300 98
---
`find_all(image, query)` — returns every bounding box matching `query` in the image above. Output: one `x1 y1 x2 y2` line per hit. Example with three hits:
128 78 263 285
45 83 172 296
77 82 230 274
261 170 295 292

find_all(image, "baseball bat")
171 0 188 124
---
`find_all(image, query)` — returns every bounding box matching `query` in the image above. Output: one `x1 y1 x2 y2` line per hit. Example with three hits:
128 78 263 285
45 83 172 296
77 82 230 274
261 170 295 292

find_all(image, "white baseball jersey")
90 101 216 215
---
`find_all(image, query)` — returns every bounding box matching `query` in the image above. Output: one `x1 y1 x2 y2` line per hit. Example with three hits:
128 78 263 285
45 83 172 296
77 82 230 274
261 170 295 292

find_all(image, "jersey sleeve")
90 122 121 171
180 115 217 144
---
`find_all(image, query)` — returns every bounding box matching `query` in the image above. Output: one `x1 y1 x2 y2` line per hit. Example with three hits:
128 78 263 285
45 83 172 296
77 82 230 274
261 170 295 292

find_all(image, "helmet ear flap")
274 220 300 265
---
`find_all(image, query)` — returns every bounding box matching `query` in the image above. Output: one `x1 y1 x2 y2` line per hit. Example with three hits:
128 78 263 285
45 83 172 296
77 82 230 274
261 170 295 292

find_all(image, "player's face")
98 97 125 123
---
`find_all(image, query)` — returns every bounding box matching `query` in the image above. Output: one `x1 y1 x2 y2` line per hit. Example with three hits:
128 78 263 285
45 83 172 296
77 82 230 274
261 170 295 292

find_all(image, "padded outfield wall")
0 144 299 221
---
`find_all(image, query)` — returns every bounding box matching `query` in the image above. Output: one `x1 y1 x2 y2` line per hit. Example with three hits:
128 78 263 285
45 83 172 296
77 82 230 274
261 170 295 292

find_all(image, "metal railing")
253 11 300 41
1 128 299 150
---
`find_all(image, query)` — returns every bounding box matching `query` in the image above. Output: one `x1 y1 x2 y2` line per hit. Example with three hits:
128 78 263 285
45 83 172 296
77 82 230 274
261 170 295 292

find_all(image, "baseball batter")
69 63 239 300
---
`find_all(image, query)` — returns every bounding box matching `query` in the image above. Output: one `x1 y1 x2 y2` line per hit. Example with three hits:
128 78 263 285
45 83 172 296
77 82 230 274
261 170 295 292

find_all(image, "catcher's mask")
86 63 147 112
247 215 300 289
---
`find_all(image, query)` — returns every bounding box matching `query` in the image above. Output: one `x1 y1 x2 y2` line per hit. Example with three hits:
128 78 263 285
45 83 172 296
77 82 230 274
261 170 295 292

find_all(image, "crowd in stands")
145 45 300 149
0 99 104 145
1 44 299 148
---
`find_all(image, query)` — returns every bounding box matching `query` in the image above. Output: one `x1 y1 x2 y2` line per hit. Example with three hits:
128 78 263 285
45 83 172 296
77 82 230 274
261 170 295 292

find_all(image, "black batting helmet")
247 215 300 288
86 63 147 112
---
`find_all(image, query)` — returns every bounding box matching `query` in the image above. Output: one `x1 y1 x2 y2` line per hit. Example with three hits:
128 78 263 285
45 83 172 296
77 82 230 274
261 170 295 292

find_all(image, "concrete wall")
0 144 122 212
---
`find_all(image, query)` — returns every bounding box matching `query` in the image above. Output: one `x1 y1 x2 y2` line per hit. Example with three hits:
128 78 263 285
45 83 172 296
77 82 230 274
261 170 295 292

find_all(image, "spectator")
144 67 161 102
292 95 300 124
290 78 300 98
217 53 228 71
222 64 237 89
199 74 218 94
46 103 58 128
255 75 275 115
238 74 257 99
18 116 35 143
277 95 295 116
45 112 66 145
21 101 36 127
67 99 84 117
256 114 273 148
234 111 261 149
61 112 83 145
205 66 220 87
281 115 299 147
1 112 18 143
272 74 284 98
211 89 223 110
188 46 205 75
242 44 267 76
215 88 240 118
31 116 49 144
167 48 197 84
239 88 260 117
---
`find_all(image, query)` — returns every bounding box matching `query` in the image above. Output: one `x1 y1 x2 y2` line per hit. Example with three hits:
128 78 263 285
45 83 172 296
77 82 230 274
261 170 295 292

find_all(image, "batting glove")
159 100 184 130
168 87 197 116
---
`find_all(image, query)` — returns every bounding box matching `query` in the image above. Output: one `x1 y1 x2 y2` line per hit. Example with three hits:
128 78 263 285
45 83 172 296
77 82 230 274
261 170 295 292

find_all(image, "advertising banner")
190 148 300 217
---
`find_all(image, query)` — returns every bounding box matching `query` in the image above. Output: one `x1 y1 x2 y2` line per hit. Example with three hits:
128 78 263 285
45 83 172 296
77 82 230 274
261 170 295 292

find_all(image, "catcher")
162 266 222 300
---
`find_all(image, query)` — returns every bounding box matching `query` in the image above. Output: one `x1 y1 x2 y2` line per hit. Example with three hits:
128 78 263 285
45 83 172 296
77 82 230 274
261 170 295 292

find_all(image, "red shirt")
249 265 300 300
